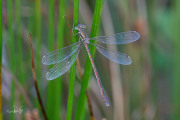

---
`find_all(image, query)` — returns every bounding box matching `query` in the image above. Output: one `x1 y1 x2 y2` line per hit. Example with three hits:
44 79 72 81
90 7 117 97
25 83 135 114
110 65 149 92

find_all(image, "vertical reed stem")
75 0 104 120
7 0 15 119
66 0 79 120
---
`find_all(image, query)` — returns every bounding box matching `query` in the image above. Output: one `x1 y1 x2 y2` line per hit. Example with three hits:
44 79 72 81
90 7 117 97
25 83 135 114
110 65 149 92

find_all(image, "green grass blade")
34 0 42 114
15 0 24 110
35 0 41 73
66 62 76 120
6 0 15 119
66 0 79 120
172 0 180 119
15 0 22 81
51 0 66 120
46 0 55 119
75 0 104 120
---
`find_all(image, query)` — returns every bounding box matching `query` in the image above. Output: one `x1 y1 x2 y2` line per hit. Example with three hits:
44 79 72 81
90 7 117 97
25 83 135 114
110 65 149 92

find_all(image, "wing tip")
46 71 54 80
124 56 132 65
128 56 132 65
132 31 141 40
46 75 54 80
42 55 47 65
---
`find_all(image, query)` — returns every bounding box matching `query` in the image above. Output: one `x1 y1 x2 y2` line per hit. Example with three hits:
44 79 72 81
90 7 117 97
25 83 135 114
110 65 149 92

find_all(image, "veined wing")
89 31 140 44
42 41 81 65
46 48 80 80
90 43 132 65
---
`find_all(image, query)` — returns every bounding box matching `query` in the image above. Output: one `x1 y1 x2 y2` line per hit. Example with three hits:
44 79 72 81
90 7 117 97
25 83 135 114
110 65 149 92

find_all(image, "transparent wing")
42 42 81 65
89 31 140 44
90 43 132 65
46 48 80 80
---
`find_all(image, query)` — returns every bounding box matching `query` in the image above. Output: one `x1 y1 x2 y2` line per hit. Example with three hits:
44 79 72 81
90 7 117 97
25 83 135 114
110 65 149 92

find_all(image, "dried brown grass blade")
29 33 48 120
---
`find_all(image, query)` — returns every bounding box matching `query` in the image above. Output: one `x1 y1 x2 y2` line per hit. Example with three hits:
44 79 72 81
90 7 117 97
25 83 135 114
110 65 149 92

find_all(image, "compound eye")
82 24 86 28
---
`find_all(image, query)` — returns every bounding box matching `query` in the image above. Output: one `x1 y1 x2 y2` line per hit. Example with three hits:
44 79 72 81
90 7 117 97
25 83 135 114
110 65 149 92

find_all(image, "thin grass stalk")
15 0 22 81
146 1 159 119
35 0 42 79
46 0 55 119
15 0 22 82
35 0 41 73
86 92 94 120
66 0 79 120
51 0 66 119
66 3 79 120
0 0 2 118
7 0 15 119
15 0 24 108
76 58 95 120
116 1 132 119
172 0 180 119
48 0 55 51
28 1 35 36
102 1 125 120
136 0 152 119
75 0 104 120
64 12 95 120
76 54 94 120
66 64 76 120
35 0 42 109
30 34 48 120
65 14 95 120
15 1 23 118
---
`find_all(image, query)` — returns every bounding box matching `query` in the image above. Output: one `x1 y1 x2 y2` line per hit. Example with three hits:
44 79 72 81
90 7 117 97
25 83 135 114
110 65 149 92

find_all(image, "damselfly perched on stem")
42 24 140 106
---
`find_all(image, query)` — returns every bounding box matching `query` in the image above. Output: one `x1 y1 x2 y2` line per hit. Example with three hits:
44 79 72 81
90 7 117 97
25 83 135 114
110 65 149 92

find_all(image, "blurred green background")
1 0 180 120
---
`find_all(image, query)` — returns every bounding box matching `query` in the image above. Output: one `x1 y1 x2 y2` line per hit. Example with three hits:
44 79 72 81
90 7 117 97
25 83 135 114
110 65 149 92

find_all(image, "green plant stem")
147 0 159 115
15 0 24 110
15 0 22 81
35 0 42 103
7 0 15 119
35 0 41 73
66 0 79 120
51 0 66 120
30 34 48 120
172 0 180 119
46 0 55 119
34 0 42 114
75 0 104 120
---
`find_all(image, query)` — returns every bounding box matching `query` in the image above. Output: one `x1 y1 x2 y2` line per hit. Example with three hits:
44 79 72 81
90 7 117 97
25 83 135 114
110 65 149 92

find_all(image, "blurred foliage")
1 0 180 120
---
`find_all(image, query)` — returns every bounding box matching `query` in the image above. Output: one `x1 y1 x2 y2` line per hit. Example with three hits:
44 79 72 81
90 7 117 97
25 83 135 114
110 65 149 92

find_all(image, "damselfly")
42 24 140 106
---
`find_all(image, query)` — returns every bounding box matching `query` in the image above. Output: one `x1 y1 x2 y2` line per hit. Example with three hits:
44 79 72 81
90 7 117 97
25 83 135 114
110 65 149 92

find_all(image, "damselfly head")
80 24 86 29
74 24 86 30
